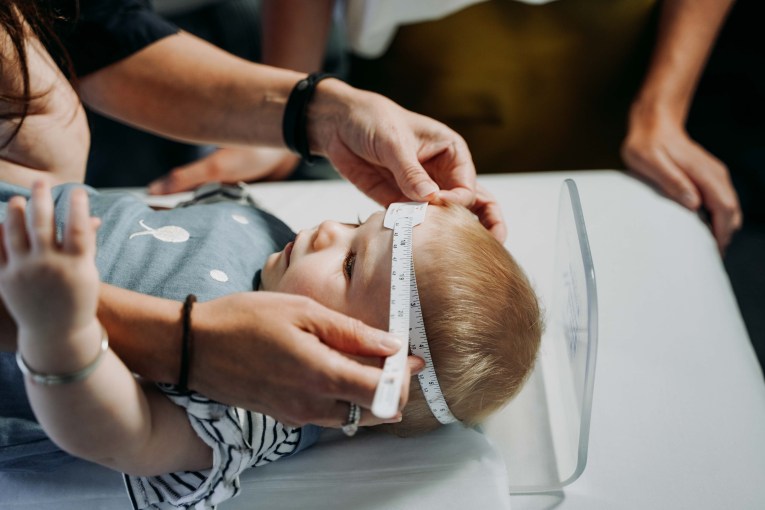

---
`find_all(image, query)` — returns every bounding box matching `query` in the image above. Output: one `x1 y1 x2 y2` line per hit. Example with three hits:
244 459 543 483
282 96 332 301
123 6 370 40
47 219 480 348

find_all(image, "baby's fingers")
3 196 30 258
63 188 97 256
28 181 56 251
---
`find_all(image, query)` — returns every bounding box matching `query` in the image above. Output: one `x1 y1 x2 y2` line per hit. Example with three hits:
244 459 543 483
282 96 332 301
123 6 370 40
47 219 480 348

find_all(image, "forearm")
97 283 182 384
633 0 735 121
261 0 335 72
21 320 209 476
78 32 304 147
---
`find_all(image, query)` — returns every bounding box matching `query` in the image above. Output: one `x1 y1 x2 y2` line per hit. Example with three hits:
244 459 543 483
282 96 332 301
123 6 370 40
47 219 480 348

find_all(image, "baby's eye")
343 251 356 281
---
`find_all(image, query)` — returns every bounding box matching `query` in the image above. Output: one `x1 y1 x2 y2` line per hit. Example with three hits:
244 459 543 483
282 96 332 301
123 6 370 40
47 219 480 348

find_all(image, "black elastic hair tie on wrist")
178 294 197 394
282 72 335 164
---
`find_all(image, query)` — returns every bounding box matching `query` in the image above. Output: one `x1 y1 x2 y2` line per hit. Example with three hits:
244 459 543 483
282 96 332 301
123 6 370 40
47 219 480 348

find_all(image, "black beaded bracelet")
177 294 197 394
282 72 335 164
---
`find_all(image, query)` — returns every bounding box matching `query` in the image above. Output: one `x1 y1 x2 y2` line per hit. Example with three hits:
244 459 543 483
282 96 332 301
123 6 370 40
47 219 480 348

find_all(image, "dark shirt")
54 0 178 76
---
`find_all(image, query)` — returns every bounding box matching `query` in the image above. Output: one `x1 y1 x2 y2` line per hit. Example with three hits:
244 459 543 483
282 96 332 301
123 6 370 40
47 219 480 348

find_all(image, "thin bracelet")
282 72 336 164
177 294 197 394
16 327 109 386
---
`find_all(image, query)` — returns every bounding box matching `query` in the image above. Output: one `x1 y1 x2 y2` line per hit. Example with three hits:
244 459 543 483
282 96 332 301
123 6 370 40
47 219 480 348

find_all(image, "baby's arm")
0 182 210 476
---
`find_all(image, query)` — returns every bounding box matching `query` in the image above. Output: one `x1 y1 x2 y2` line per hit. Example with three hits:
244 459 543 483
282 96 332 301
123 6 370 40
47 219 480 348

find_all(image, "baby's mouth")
284 241 294 267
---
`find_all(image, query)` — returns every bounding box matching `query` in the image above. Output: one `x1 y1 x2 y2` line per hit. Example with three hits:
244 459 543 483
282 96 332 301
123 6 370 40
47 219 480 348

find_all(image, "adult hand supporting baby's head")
188 291 411 428
308 80 508 243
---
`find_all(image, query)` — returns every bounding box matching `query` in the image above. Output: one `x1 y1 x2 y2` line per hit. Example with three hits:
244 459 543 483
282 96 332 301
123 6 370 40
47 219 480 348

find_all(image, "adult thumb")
393 163 439 202
381 143 439 201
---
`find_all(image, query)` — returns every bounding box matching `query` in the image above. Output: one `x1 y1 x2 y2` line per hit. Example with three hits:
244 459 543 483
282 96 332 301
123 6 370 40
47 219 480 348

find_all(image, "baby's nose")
312 221 343 250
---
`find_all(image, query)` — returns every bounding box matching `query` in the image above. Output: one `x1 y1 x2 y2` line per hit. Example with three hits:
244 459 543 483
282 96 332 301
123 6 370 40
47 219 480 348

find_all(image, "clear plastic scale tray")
481 179 598 493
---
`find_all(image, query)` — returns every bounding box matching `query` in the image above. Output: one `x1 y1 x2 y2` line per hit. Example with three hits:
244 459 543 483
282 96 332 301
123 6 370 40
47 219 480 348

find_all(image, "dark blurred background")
687 0 765 370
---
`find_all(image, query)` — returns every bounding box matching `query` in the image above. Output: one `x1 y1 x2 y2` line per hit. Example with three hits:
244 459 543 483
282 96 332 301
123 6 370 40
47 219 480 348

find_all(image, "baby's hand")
0 181 100 339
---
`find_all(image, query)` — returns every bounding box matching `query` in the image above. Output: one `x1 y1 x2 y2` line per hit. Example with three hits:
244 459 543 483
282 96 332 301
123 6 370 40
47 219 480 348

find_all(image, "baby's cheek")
347 292 389 331
279 279 316 298
281 278 338 308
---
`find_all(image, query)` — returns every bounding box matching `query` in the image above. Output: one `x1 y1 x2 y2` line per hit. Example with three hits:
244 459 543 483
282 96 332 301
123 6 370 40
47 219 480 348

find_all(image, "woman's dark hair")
0 1 76 148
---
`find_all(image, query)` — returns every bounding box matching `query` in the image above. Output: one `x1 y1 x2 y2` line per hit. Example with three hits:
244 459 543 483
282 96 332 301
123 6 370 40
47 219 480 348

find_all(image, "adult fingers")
361 356 425 426
710 201 742 253
299 335 410 414
421 137 477 208
389 160 440 202
475 202 507 243
329 147 406 206
323 400 403 429
313 349 386 410
149 148 298 195
27 181 56 251
436 186 475 209
149 149 238 195
318 359 412 429
675 145 742 251
408 355 426 375
331 353 412 415
436 184 506 242
324 360 423 428
63 188 96 256
622 143 702 211
3 196 30 257
302 298 403 357
285 310 395 411
149 158 215 195
376 133 439 201
471 183 507 242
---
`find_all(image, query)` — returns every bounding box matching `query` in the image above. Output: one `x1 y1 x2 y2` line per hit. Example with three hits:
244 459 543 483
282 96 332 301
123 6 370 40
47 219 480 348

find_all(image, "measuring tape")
371 203 457 424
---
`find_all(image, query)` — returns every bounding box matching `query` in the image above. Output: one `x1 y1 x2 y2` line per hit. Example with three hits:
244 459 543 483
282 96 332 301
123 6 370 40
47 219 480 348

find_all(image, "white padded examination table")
1 170 764 509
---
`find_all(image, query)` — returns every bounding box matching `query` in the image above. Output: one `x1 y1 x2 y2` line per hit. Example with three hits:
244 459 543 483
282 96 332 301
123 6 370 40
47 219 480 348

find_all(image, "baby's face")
260 209 436 330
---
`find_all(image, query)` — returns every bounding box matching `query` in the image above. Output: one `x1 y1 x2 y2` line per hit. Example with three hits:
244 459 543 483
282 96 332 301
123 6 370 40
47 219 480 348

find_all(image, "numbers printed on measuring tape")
371 202 456 425
371 204 426 419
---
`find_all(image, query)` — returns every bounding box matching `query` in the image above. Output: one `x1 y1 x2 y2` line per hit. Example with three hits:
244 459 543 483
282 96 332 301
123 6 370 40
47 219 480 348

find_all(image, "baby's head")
260 203 542 434
396 203 542 435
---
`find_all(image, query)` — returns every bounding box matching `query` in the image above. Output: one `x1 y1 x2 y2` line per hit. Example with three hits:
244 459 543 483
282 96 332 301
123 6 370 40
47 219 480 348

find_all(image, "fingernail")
680 192 698 209
380 335 402 351
415 181 438 199
147 181 162 194
384 413 403 424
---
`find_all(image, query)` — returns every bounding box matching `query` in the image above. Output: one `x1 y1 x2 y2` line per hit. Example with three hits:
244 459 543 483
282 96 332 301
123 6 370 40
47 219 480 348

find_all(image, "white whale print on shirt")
129 219 190 243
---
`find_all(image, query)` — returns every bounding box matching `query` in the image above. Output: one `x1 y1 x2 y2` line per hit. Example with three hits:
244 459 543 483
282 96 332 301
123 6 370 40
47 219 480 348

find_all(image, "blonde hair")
389 203 542 436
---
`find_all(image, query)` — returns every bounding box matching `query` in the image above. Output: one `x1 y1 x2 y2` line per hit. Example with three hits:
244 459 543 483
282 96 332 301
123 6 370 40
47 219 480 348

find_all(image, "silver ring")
341 402 361 437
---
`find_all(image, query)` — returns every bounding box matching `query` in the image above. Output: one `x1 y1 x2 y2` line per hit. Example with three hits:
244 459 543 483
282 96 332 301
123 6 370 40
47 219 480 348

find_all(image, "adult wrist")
282 73 341 163
630 83 691 125
97 284 180 385
628 96 685 132
184 299 210 396
177 294 197 393
303 77 354 160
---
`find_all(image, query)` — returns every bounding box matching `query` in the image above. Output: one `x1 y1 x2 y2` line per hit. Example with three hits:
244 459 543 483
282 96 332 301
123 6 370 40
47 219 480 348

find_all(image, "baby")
0 181 541 509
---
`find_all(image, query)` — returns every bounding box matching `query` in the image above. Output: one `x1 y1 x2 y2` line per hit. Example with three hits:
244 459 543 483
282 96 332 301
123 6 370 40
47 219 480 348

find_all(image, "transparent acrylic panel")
481 179 598 493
